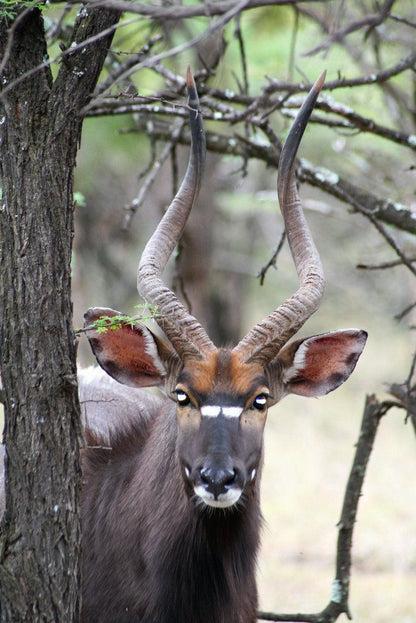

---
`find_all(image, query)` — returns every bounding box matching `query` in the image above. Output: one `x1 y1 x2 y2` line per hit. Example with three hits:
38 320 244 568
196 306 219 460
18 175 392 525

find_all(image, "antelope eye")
252 394 268 411
175 391 191 406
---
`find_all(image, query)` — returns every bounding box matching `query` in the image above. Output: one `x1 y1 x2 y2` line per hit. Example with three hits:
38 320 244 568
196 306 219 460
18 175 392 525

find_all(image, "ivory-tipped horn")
137 67 216 360
234 72 327 364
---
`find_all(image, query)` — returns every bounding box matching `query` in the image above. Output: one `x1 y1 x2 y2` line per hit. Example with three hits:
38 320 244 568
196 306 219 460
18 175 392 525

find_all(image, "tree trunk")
0 7 119 621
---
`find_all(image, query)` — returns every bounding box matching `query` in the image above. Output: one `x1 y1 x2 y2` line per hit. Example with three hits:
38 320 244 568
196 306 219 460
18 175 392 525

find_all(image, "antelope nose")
199 466 237 497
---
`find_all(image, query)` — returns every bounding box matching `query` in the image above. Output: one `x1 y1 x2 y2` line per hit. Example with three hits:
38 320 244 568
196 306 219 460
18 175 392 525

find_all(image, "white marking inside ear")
283 341 308 384
200 405 243 418
283 329 366 385
141 328 166 376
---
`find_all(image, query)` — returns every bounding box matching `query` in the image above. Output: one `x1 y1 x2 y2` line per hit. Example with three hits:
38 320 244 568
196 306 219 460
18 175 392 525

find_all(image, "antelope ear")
83 307 168 388
277 329 367 398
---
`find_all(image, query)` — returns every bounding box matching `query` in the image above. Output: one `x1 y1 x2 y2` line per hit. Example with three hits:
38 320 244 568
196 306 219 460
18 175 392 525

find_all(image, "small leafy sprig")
76 303 160 336
92 315 134 334
1 0 45 20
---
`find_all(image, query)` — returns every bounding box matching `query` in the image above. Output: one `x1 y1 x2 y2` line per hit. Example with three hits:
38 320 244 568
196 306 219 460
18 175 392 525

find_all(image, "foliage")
0 0 45 19
80 304 161 334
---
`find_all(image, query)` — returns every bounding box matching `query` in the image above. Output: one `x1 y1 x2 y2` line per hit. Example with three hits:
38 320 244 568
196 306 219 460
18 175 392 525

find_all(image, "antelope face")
174 351 269 508
84 306 366 512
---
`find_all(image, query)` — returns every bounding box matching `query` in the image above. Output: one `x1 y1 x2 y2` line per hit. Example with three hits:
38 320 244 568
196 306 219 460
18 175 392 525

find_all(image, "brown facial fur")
177 349 268 407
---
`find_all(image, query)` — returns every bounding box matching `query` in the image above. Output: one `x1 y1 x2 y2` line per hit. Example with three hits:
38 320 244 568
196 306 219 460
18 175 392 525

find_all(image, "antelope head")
85 69 367 509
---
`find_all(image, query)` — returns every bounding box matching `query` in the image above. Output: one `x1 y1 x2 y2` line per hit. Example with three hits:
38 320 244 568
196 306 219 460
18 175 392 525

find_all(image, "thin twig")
122 118 186 230
357 257 416 270
348 202 416 279
304 0 396 56
257 231 286 286
95 34 162 97
394 300 416 322
390 352 416 435
0 16 141 101
82 0 254 112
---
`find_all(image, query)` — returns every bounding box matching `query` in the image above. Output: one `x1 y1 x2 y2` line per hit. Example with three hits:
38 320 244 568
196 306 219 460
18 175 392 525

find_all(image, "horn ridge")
137 67 216 360
234 72 327 364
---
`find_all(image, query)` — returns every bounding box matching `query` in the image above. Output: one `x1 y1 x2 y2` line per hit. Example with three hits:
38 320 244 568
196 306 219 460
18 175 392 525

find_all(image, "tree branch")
122 118 186 229
67 0 326 20
390 353 416 436
113 110 416 236
304 0 396 56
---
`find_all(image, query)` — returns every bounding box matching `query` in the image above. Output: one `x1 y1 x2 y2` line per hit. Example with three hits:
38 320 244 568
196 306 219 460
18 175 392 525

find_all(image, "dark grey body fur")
79 368 261 623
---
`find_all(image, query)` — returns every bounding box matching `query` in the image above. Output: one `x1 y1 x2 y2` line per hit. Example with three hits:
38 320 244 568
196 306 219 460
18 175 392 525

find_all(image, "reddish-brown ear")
276 329 367 398
84 307 168 388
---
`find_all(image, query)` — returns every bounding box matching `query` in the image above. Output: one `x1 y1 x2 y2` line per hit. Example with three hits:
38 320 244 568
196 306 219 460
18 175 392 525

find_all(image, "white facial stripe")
201 406 221 417
222 406 243 418
200 405 243 419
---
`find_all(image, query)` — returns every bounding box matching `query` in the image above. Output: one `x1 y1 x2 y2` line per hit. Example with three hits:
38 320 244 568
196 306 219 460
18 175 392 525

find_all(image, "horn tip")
186 66 199 106
314 70 327 93
186 66 196 89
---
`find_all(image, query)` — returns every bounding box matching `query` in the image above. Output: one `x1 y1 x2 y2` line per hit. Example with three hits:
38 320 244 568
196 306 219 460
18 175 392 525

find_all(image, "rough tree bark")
0 7 119 621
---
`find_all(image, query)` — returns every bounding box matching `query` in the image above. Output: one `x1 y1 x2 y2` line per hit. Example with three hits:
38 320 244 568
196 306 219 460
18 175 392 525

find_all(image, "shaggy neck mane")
82 409 262 623
147 492 262 623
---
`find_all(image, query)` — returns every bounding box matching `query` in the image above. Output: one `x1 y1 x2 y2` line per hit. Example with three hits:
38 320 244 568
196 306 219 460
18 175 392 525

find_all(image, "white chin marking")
201 405 243 419
194 486 242 508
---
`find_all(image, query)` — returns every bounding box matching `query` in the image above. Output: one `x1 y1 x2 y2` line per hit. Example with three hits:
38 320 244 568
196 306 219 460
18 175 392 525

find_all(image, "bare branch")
257 230 286 286
0 14 130 101
106 107 416 237
304 0 396 56
263 50 416 95
390 353 416 435
297 161 416 236
394 301 416 322
357 257 416 270
95 34 162 97
122 118 186 229
81 0 256 110
68 0 326 20
316 183 416 280
298 98 416 152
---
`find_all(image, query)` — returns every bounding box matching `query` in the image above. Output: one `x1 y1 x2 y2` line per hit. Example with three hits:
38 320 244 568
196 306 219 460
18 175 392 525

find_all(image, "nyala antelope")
81 69 366 622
